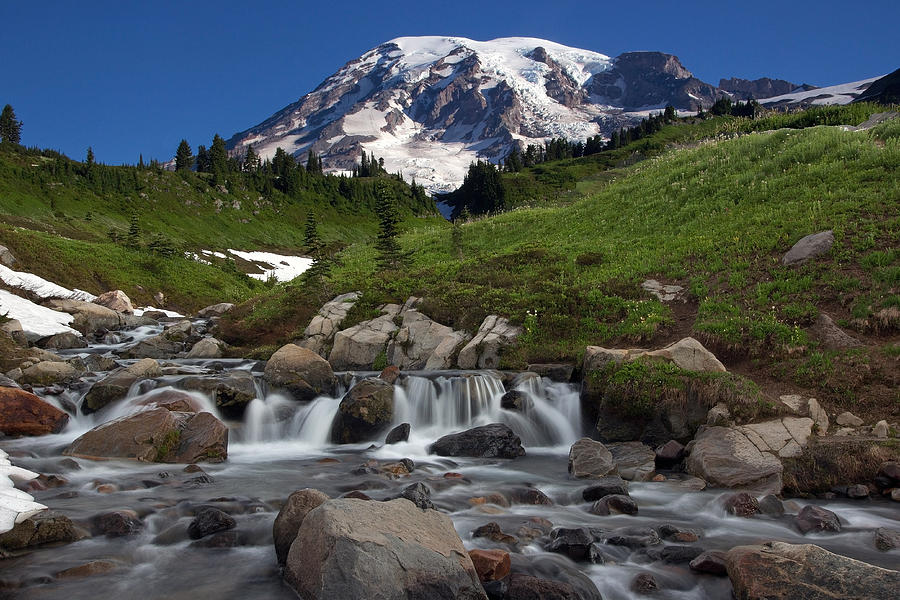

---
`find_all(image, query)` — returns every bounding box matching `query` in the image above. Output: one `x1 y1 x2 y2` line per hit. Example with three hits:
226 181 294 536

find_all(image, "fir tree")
374 181 402 270
306 150 323 175
175 139 193 171
196 145 210 172
243 144 259 172
86 147 95 167
209 134 229 182
0 104 22 144
303 211 322 254
126 213 140 248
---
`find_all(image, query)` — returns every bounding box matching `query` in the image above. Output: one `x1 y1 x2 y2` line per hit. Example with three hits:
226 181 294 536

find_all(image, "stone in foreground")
430 423 525 459
283 498 486 600
0 387 69 436
568 437 617 479
264 343 337 401
726 541 900 599
685 426 783 494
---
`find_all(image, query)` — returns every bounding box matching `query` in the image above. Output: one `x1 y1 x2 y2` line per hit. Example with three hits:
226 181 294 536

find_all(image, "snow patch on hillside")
226 250 313 282
0 265 96 302
0 289 79 340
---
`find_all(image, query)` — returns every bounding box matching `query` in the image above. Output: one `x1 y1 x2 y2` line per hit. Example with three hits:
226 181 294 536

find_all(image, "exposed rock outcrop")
299 292 360 356
93 290 134 315
685 426 783 494
568 438 617 479
387 309 470 370
457 315 523 370
328 304 400 370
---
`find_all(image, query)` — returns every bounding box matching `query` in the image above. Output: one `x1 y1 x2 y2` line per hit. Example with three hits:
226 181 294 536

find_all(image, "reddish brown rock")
468 549 511 582
55 560 119 579
0 387 69 436
379 365 401 384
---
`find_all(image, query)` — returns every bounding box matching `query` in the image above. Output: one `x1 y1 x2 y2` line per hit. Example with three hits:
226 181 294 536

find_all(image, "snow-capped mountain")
225 36 875 191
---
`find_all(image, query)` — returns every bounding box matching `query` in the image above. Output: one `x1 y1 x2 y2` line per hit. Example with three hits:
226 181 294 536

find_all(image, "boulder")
81 358 161 414
0 387 69 436
874 527 900 551
36 331 87 350
778 395 828 435
758 494 785 516
328 305 400 370
137 389 205 413
500 390 532 412
526 363 575 382
120 333 182 359
188 507 236 540
644 337 726 372
385 422 411 445
430 423 525 459
836 411 863 427
0 511 87 551
185 337 226 359
387 309 471 370
398 481 434 510
330 378 394 444
0 319 28 346
468 549 511 582
873 420 889 438
457 315 523 370
379 365 401 384
176 371 256 419
273 488 331 564
196 303 234 318
810 313 861 350
283 498 487 600
631 572 659 594
568 438 617 479
655 439 686 468
782 230 834 266
685 426 783 494
581 476 629 501
93 290 134 315
64 407 227 463
20 360 78 386
590 494 638 515
0 244 16 267
738 417 814 458
546 527 596 562
607 441 656 480
91 510 143 536
504 573 602 600
264 343 337 401
44 298 123 335
690 550 728 575
55 560 120 579
723 492 760 517
299 292 360 356
726 541 899 599
163 320 194 341
794 505 841 534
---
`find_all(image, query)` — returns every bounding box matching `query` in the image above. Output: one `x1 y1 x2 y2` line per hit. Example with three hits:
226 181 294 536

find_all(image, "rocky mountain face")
718 77 812 100
225 36 864 191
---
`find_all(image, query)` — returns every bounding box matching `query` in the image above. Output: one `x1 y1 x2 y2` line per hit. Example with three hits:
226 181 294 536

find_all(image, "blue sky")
4 0 897 165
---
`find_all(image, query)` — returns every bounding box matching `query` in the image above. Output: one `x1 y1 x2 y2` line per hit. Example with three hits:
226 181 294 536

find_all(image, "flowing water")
2 326 898 599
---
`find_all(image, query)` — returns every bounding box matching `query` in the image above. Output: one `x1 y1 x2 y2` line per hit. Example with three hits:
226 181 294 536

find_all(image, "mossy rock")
330 378 394 444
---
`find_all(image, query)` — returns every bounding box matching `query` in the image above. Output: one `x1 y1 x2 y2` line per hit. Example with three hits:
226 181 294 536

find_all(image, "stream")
1 320 898 599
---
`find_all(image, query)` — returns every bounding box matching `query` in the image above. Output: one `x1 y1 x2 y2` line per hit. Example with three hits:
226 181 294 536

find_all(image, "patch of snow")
226 250 313 282
200 250 228 259
133 306 184 318
0 289 80 340
0 265 96 302
0 450 46 534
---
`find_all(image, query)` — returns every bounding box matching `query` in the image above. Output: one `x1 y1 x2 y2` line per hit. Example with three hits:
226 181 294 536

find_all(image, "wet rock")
547 527 595 562
0 387 69 436
607 441 656 481
273 488 330 565
188 507 236 540
836 411 863 427
264 343 337 401
283 498 486 600
876 461 900 489
581 475 629 501
631 572 658 594
726 541 899 599
197 303 234 318
138 389 205 413
723 492 760 517
846 484 870 499
398 482 434 510
0 511 88 551
568 438 616 479
91 510 143 537
685 426 783 494
469 549 511 582
472 522 518 545
758 494 785 516
44 298 123 335
379 365 401 384
331 377 394 444
590 494 638 515
36 332 88 350
176 371 256 419
690 550 728 575
782 230 834 265
874 527 900 551
642 544 705 564
504 573 601 600
82 358 161 414
121 333 183 359
600 526 660 549
385 422 410 444
508 487 552 505
500 390 532 412
526 363 575 382
190 530 241 548
186 337 226 359
430 423 525 459
655 439 685 468
457 315 523 370
20 361 78 386
93 290 134 314
64 407 228 463
795 505 841 534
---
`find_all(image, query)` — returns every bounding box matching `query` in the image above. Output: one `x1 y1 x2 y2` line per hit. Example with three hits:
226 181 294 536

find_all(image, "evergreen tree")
196 145 210 172
303 211 322 254
209 134 229 182
306 150 323 175
175 139 194 171
126 213 140 248
138 154 145 169
86 147 95 167
302 211 330 283
450 161 505 217
0 104 22 144
243 144 259 172
374 181 402 269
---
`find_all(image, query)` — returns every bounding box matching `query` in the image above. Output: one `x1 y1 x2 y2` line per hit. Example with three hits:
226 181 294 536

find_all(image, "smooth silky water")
2 338 898 599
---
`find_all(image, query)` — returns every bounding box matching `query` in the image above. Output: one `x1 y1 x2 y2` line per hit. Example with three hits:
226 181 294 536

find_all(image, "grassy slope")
225 109 899 417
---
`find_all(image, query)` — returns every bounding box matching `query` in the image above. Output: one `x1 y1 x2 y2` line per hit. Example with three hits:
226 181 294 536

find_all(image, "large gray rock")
81 358 161 414
778 394 828 435
196 303 235 318
726 541 899 599
738 417 814 459
273 488 330 565
387 309 471 370
430 423 525 459
782 230 834 266
264 343 337 401
568 438 617 479
283 498 487 600
328 305 401 370
176 370 257 419
185 337 226 359
43 298 124 335
64 407 227 463
644 337 726 372
607 441 656 481
457 315 523 370
20 361 78 386
36 331 87 350
330 378 394 444
810 313 861 350
93 290 134 315
299 292 360 356
685 426 783 494
0 511 88 551
0 245 17 267
120 333 182 359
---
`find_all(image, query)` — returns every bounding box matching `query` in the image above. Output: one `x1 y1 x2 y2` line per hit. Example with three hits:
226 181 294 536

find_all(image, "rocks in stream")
589 494 638 515
568 438 617 479
176 371 256 419
188 507 236 540
685 426 784 494
330 377 395 444
0 387 69 436
726 541 900 600
430 423 525 459
81 358 161 414
283 497 487 600
91 510 143 537
468 549 511 582
0 511 88 551
606 441 656 481
723 492 760 517
794 505 841 534
273 489 331 564
582 476 629 501
64 408 227 463
264 343 337 401
385 422 411 444
874 527 900 551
